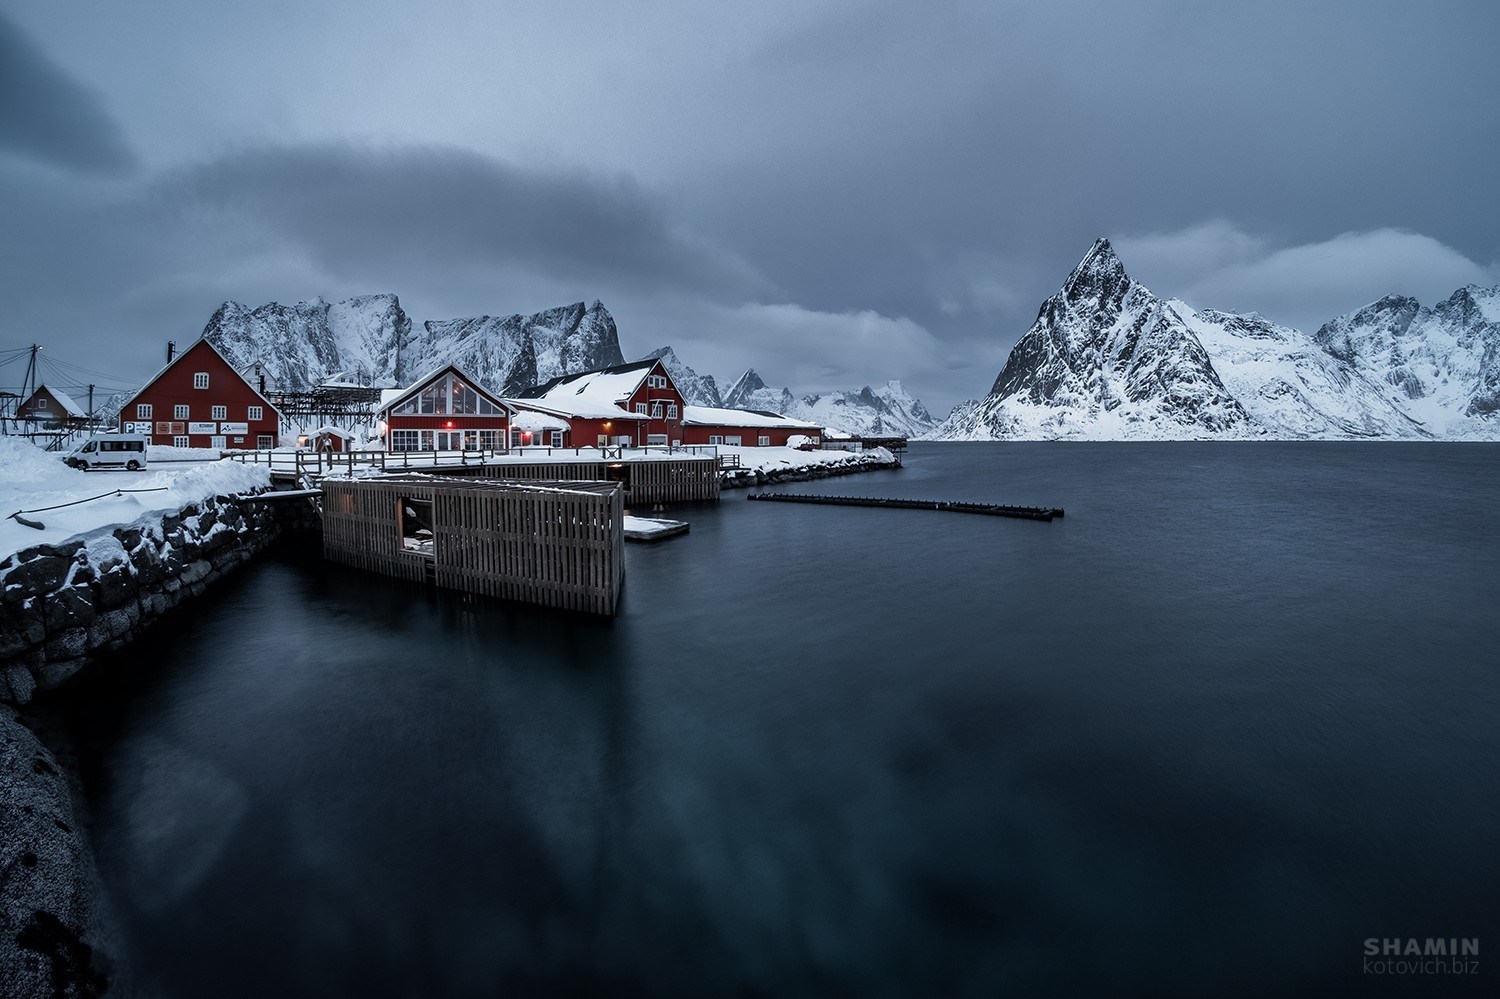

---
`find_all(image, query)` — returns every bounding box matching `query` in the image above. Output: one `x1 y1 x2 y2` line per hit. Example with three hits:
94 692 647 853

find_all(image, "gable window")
392 372 502 416
248 405 263 421
211 405 227 420
173 404 189 419
136 403 152 419
193 372 209 389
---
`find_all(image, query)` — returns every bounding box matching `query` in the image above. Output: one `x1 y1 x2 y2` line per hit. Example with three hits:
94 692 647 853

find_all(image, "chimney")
167 340 176 363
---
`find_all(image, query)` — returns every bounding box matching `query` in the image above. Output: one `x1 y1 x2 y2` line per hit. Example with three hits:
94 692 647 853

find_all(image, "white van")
64 434 149 471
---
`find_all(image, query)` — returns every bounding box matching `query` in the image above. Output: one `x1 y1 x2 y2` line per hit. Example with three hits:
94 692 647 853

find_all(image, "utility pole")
88 384 95 418
21 344 40 401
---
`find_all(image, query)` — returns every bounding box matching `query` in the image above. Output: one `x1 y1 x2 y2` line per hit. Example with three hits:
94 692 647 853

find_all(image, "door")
435 431 460 450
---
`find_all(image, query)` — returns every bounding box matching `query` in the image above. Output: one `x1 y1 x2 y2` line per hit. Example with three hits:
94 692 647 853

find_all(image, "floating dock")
746 492 1064 521
622 515 690 542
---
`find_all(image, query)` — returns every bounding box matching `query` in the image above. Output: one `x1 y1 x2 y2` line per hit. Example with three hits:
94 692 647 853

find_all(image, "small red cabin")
16 385 89 429
680 406 822 447
119 338 280 449
379 365 511 451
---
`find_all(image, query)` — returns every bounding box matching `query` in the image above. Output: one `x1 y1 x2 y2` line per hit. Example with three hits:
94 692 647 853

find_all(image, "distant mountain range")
200 295 935 434
927 239 1500 440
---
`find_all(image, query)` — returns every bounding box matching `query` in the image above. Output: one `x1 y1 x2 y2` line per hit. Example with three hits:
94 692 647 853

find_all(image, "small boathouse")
321 474 625 616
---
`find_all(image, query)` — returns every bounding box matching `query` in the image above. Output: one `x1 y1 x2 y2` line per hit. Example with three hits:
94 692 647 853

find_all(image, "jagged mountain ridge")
205 296 624 395
644 346 721 407
721 369 936 437
928 239 1498 440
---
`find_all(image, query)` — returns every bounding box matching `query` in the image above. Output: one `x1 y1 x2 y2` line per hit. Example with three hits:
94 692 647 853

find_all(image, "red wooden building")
119 338 280 449
378 365 511 451
508 358 679 447
680 405 822 447
15 385 89 429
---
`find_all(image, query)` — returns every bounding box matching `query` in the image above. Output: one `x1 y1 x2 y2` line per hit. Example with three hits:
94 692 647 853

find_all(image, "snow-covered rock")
927 238 1500 440
721 370 936 437
204 296 624 395
1313 286 1500 437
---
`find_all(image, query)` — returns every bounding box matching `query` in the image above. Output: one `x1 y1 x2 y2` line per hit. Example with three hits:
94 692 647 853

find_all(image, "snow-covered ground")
718 444 894 475
0 437 271 562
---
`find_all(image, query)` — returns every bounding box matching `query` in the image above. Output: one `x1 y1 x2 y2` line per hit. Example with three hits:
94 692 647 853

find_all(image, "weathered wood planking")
436 457 720 504
321 475 625 615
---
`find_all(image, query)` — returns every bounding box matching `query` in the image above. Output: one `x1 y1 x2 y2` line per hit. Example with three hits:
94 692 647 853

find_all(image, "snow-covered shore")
0 438 271 564
718 445 900 488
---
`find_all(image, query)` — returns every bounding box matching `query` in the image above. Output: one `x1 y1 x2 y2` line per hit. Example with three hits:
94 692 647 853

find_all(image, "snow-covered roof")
30 385 86 418
312 425 354 438
510 359 660 420
509 409 571 432
681 405 822 429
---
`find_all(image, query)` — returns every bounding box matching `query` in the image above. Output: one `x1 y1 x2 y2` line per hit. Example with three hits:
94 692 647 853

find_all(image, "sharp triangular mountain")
926 238 1480 440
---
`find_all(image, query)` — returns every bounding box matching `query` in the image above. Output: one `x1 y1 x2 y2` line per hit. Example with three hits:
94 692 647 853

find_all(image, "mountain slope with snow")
203 297 624 394
642 346 721 407
722 369 936 436
927 239 1498 441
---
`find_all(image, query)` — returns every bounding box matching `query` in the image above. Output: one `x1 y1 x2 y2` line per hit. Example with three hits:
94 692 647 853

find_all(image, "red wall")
681 424 813 447
621 363 686 444
119 340 279 449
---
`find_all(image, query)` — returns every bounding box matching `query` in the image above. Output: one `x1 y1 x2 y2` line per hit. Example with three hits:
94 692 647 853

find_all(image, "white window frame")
726 435 742 446
257 434 275 449
247 405 263 421
646 433 668 446
390 429 419 452
650 402 664 418
549 430 563 448
173 404 189 419
758 436 770 446
136 403 152 419
709 435 724 445
667 403 678 419
634 403 647 414
172 435 190 448
510 428 524 448
193 372 209 389
210 404 227 420
210 435 227 450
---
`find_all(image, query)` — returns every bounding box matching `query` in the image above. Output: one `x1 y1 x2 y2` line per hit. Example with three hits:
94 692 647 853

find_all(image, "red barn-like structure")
379 365 511 451
680 406 822 447
118 338 280 449
507 359 681 447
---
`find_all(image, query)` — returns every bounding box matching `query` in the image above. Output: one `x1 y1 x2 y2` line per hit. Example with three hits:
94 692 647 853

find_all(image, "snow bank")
0 437 272 562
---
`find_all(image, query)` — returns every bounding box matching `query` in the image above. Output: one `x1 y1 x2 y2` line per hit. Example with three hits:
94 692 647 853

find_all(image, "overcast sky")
3 1 1497 413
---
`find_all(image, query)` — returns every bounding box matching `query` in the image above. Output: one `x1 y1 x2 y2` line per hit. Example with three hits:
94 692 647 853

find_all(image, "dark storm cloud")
150 144 765 301
0 11 134 173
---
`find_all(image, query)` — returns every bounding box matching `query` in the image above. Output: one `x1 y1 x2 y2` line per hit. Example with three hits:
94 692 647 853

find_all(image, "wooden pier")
322 474 625 615
439 456 719 505
746 492 1064 521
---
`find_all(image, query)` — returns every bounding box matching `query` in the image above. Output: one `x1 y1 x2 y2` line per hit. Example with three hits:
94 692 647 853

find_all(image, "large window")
390 429 420 451
391 373 502 416
726 435 742 446
257 434 275 449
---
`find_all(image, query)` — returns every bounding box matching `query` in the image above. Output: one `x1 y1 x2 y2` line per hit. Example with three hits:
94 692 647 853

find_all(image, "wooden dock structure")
437 456 720 505
322 474 625 615
746 492 1064 521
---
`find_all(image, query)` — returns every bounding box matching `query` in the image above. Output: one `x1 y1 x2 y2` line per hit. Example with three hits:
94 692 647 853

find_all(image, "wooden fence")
321 474 625 615
441 457 720 504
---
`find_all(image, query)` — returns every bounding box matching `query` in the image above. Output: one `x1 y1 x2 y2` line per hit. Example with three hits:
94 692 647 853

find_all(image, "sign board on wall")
219 422 248 434
188 422 218 435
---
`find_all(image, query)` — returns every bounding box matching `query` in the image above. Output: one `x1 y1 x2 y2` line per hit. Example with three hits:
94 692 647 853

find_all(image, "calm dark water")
61 443 1500 997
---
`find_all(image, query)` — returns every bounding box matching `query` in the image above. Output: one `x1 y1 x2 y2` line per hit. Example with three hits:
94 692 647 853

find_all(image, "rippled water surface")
62 443 1500 996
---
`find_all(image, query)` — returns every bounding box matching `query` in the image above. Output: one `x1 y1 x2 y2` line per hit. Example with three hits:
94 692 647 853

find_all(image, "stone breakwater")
719 448 900 490
0 493 317 706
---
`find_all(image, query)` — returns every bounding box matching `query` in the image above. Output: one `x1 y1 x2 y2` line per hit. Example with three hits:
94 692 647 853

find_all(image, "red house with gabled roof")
378 364 511 451
119 338 280 449
507 358 680 447
16 384 89 429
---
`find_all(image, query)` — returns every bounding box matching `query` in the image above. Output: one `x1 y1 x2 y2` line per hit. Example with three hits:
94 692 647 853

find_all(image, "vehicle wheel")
126 460 141 471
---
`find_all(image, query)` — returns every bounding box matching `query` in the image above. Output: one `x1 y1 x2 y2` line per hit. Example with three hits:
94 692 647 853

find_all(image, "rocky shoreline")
0 492 316 997
719 448 900 489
